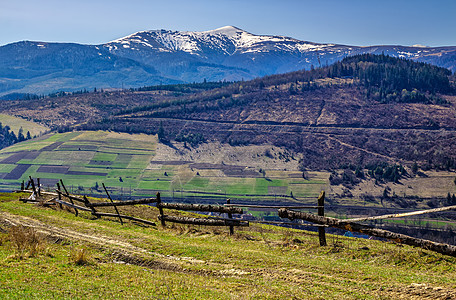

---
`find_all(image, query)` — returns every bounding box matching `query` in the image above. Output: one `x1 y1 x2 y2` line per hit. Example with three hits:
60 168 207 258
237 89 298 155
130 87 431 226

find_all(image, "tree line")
0 123 32 149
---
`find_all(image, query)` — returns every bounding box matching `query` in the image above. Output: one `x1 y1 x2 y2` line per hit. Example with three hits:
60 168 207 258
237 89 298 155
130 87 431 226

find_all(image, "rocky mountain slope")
1 26 456 97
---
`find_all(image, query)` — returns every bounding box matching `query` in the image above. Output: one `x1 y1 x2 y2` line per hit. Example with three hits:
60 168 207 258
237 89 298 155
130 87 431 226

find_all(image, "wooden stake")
317 191 327 246
83 195 100 219
56 182 63 209
29 176 37 197
60 179 78 216
156 192 165 227
227 199 234 235
37 178 41 197
102 183 123 225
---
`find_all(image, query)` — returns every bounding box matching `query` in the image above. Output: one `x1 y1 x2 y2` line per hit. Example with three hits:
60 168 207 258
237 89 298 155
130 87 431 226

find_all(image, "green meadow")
0 131 328 202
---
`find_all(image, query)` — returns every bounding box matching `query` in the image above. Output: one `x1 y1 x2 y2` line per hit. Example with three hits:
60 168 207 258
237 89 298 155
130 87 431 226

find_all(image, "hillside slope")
1 192 455 299
1 55 456 171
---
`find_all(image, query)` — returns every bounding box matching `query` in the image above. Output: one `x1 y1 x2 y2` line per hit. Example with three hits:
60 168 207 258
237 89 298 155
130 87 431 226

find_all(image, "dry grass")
0 113 49 136
7 225 46 259
69 247 92 265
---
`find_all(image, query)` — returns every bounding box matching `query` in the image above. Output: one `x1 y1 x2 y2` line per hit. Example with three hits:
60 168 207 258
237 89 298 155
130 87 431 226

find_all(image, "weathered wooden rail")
19 177 456 257
155 197 247 234
86 198 159 207
343 205 456 223
158 215 249 227
157 202 242 214
278 208 456 257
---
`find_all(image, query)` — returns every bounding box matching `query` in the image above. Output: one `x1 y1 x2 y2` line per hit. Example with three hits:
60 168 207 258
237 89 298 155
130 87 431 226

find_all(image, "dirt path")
1 211 454 299
0 211 199 273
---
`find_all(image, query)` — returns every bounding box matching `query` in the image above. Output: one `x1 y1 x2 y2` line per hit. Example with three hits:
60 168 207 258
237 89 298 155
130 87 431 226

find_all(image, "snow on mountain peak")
204 26 246 37
105 26 333 56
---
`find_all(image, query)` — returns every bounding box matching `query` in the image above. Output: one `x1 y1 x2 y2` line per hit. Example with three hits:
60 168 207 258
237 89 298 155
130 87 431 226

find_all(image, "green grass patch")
184 176 210 189
0 164 15 173
92 152 117 162
0 192 455 299
137 180 171 190
32 151 94 166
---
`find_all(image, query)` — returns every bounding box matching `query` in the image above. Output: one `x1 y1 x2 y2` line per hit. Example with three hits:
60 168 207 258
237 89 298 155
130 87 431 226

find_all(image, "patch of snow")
412 44 428 48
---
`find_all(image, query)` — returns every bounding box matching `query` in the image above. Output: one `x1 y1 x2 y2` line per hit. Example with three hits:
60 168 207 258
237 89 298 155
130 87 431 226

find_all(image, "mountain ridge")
1 26 456 97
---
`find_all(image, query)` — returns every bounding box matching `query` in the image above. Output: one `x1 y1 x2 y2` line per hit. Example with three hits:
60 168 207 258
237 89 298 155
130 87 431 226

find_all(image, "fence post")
37 178 41 197
83 195 101 220
56 182 63 209
227 199 234 235
29 176 37 197
156 192 165 227
60 179 78 216
317 191 327 246
102 183 123 224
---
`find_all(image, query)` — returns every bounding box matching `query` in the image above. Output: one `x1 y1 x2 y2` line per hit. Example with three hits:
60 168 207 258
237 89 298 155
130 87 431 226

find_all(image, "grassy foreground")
0 192 455 299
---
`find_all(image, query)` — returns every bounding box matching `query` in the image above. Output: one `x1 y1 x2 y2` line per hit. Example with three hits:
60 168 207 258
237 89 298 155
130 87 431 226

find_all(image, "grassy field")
0 114 49 137
0 130 455 212
0 192 455 299
0 131 328 202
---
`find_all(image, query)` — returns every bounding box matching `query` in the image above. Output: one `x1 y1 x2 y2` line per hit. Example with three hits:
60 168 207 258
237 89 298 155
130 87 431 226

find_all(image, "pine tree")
412 162 418 174
18 127 25 142
157 121 166 142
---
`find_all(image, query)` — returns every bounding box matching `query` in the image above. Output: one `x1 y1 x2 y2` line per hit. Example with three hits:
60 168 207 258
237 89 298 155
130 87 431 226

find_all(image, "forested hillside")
1 54 455 171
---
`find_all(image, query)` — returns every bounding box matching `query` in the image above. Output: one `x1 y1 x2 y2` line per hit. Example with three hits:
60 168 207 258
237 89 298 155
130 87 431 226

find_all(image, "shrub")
69 247 92 265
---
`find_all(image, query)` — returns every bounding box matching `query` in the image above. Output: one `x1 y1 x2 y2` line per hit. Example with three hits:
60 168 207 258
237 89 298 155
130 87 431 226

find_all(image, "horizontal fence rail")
158 215 249 227
55 199 92 212
224 204 322 209
343 205 456 223
278 208 456 257
158 203 242 214
87 198 159 207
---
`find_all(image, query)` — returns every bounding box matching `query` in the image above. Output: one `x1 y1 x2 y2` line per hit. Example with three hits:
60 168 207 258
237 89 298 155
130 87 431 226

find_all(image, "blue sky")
1 0 455 47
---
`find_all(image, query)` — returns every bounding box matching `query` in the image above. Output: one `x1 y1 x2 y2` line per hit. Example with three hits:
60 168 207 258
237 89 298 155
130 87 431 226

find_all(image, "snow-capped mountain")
103 26 456 76
102 26 346 77
1 26 455 97
105 26 332 57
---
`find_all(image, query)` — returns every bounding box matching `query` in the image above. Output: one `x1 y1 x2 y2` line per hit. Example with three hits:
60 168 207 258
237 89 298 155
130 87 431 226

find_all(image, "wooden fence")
21 178 249 234
18 177 456 256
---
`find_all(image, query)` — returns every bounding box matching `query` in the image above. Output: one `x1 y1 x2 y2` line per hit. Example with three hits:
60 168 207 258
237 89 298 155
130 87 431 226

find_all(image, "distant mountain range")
1 26 455 97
